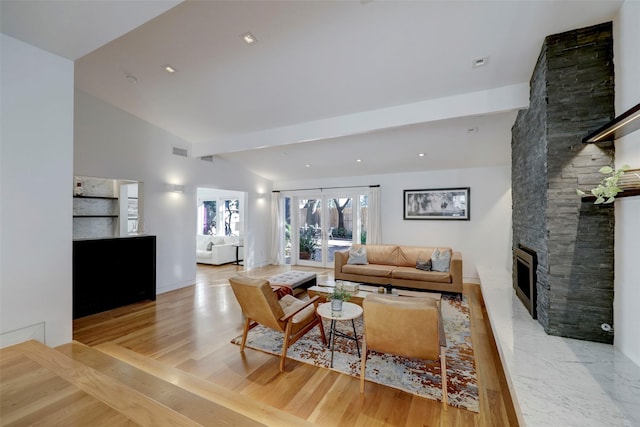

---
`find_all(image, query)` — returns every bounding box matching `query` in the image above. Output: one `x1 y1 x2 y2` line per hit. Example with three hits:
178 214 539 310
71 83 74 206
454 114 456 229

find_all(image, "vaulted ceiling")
1 1 624 181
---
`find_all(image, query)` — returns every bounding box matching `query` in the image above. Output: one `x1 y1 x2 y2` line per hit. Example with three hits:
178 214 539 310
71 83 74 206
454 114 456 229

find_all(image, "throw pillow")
212 236 226 245
416 258 432 271
431 248 451 272
347 246 368 265
206 241 213 251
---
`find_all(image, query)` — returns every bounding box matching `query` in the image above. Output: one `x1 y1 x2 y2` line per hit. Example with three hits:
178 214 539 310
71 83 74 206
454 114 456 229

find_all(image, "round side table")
316 302 363 368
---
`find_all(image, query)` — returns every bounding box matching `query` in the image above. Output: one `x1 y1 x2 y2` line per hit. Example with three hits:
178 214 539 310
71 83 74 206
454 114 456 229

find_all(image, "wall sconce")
165 184 185 193
257 193 267 200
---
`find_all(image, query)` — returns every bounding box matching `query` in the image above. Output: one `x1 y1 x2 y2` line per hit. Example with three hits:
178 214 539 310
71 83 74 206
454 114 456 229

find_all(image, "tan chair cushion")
391 266 451 283
363 294 442 360
342 263 394 277
398 247 441 267
279 294 317 324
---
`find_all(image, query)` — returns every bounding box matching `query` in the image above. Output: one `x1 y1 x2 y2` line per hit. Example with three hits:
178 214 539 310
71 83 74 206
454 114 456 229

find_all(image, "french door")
286 192 363 268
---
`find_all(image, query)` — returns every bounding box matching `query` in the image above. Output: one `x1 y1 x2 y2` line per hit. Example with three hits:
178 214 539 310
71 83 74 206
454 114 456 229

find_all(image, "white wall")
276 165 512 282
613 1 640 367
0 35 74 347
74 90 272 293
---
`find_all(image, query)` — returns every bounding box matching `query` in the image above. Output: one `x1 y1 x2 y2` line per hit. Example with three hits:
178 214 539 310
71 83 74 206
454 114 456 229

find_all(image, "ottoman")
268 271 317 296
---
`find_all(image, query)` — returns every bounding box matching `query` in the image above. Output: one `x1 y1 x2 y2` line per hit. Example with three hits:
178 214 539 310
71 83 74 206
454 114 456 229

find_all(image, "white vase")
331 298 343 312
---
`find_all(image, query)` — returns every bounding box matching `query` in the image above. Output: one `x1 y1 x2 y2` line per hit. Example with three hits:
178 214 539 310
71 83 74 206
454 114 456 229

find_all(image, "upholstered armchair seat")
360 293 448 408
278 294 318 332
229 275 326 372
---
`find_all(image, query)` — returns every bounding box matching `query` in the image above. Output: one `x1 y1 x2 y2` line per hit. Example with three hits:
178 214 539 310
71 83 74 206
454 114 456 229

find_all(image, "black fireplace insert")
514 245 537 319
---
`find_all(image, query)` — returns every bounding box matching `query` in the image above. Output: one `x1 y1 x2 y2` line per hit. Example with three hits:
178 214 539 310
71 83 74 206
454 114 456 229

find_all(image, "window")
200 201 217 235
223 199 240 236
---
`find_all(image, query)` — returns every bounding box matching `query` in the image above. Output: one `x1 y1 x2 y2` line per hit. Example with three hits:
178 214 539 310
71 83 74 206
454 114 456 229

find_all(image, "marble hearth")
478 267 640 427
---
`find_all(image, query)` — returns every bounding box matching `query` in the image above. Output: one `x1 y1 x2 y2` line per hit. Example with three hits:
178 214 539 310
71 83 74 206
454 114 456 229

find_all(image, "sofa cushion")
279 294 316 324
342 263 394 278
224 236 239 245
354 244 398 265
391 266 451 283
416 258 432 271
347 246 368 265
431 248 452 272
398 246 435 267
212 236 226 245
196 234 211 251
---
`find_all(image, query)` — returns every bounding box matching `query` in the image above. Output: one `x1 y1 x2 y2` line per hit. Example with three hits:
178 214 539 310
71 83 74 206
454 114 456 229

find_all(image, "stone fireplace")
511 22 615 343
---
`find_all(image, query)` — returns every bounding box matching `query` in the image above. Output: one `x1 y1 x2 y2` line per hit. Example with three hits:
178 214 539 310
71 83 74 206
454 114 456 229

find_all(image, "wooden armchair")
228 275 327 372
360 294 448 408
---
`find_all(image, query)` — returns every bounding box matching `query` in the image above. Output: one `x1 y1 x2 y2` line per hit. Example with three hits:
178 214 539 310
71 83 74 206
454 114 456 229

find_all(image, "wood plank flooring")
70 264 518 426
0 264 518 426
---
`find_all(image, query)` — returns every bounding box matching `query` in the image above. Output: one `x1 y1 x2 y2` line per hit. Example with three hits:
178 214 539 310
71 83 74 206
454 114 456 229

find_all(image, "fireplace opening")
514 245 537 319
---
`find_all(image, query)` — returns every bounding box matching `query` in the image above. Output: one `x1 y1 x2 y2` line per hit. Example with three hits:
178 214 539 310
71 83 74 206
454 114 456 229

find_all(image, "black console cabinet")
73 235 156 319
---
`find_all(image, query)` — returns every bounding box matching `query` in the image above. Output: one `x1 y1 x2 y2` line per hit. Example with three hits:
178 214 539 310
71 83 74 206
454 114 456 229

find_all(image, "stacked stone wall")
511 22 614 343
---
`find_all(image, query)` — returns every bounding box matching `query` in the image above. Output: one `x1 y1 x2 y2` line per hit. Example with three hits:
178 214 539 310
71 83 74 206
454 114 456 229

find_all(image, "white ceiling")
1 0 624 182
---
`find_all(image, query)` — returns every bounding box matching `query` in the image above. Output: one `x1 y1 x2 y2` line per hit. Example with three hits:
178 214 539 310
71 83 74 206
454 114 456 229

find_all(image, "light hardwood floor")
70 264 518 427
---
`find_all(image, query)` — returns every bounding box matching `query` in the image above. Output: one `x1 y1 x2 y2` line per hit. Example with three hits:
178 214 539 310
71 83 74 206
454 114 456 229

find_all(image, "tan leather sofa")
334 244 463 294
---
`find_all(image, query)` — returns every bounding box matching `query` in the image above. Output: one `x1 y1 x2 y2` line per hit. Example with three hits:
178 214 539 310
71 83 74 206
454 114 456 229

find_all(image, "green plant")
329 285 351 302
299 226 318 259
577 164 635 204
285 223 291 240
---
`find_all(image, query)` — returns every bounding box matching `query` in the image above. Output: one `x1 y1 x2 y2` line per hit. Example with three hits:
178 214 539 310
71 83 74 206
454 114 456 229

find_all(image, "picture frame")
403 187 470 220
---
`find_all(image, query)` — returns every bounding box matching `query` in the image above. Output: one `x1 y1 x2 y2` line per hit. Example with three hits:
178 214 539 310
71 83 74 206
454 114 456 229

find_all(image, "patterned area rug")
231 295 479 412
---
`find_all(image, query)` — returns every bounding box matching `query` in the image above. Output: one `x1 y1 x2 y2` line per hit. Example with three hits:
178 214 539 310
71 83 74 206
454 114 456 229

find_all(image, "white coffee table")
316 302 363 368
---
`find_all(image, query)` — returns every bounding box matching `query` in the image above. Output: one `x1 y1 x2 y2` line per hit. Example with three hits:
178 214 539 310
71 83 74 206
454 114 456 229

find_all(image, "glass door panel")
289 193 362 268
298 198 322 264
359 194 368 244
327 196 353 263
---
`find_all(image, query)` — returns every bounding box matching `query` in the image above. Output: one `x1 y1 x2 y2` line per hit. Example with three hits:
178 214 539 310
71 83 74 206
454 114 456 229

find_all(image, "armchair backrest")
363 294 444 360
229 276 285 332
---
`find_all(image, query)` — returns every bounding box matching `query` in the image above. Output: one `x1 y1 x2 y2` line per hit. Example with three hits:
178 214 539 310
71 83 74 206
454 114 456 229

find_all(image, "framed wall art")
403 187 470 220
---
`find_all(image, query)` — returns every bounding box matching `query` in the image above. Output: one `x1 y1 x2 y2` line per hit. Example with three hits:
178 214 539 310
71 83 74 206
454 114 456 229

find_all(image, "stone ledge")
478 266 640 427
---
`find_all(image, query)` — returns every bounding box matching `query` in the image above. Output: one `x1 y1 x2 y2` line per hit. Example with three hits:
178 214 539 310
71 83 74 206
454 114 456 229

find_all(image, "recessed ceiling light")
418 153 425 157
356 159 362 163
164 65 177 73
472 56 490 68
125 74 138 84
305 164 311 168
467 127 479 133
241 32 257 45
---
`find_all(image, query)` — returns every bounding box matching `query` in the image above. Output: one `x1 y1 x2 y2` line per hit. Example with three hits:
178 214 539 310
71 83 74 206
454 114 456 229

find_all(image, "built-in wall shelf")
73 195 118 200
73 215 119 218
73 183 119 239
583 102 640 143
581 168 640 202
582 189 640 202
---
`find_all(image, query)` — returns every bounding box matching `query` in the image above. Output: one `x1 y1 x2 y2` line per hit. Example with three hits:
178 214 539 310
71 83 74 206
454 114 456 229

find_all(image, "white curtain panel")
367 186 382 244
268 192 284 265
